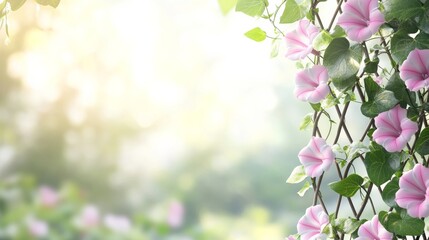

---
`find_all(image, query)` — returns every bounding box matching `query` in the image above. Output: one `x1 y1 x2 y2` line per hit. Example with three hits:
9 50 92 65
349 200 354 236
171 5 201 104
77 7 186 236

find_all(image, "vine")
221 0 429 238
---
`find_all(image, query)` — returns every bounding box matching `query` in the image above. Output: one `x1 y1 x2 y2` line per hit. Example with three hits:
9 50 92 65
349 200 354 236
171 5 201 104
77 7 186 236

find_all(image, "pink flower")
104 214 131 233
374 76 383 86
27 218 49 237
337 0 385 42
399 49 429 91
38 186 59 208
355 215 392 240
167 200 185 228
297 205 328 240
396 164 429 218
372 105 418 152
294 65 330 103
284 19 320 60
298 137 335 178
285 235 297 240
75 205 100 229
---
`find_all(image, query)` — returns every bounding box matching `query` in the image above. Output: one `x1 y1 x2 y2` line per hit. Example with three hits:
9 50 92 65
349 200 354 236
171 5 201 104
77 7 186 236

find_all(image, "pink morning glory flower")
399 49 429 91
104 214 131 233
396 164 429 218
38 186 59 208
355 215 392 240
337 0 385 42
284 19 320 60
294 65 330 103
372 105 418 152
374 76 383 86
167 200 185 228
75 205 100 229
297 205 328 240
298 137 335 178
27 218 49 238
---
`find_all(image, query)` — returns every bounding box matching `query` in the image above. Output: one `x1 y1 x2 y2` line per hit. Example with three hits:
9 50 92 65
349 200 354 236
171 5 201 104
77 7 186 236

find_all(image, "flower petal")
297 205 328 240
337 0 384 42
396 164 429 218
400 49 429 91
285 20 320 60
298 137 334 178
373 105 418 152
294 65 330 103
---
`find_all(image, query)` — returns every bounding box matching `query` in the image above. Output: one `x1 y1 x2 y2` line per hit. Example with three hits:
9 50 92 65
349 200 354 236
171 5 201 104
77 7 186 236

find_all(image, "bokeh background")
0 0 319 239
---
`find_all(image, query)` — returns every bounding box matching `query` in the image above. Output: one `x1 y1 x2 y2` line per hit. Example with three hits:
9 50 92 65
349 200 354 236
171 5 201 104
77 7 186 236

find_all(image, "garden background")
0 0 343 239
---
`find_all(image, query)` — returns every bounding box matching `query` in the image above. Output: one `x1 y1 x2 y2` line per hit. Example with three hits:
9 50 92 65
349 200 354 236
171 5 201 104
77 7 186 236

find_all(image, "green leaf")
270 39 280 58
407 107 419 121
379 210 425 236
286 165 307 184
343 90 356 104
399 19 419 34
313 30 333 51
323 38 363 91
384 0 425 21
322 93 340 109
391 31 429 64
415 128 429 155
361 91 399 118
244 27 266 42
385 73 416 107
418 14 429 34
331 25 346 38
364 143 402 186
381 177 399 208
7 0 26 11
364 77 382 101
297 181 311 197
415 32 429 49
35 0 60 8
299 113 313 130
235 0 267 17
329 174 363 197
310 103 321 111
361 77 403 118
218 0 238 15
391 33 416 64
279 0 309 24
333 218 365 234
363 58 379 74
348 141 370 160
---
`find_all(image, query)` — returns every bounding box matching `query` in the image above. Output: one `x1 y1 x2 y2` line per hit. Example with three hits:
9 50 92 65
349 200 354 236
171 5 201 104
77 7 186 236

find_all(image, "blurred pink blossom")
373 105 418 152
167 200 185 228
285 235 297 240
104 214 131 233
38 186 59 208
355 215 392 240
284 19 320 60
76 205 100 229
27 218 49 238
297 205 328 240
337 0 384 42
396 164 429 218
298 137 334 178
374 76 383 86
294 65 330 103
399 49 429 91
